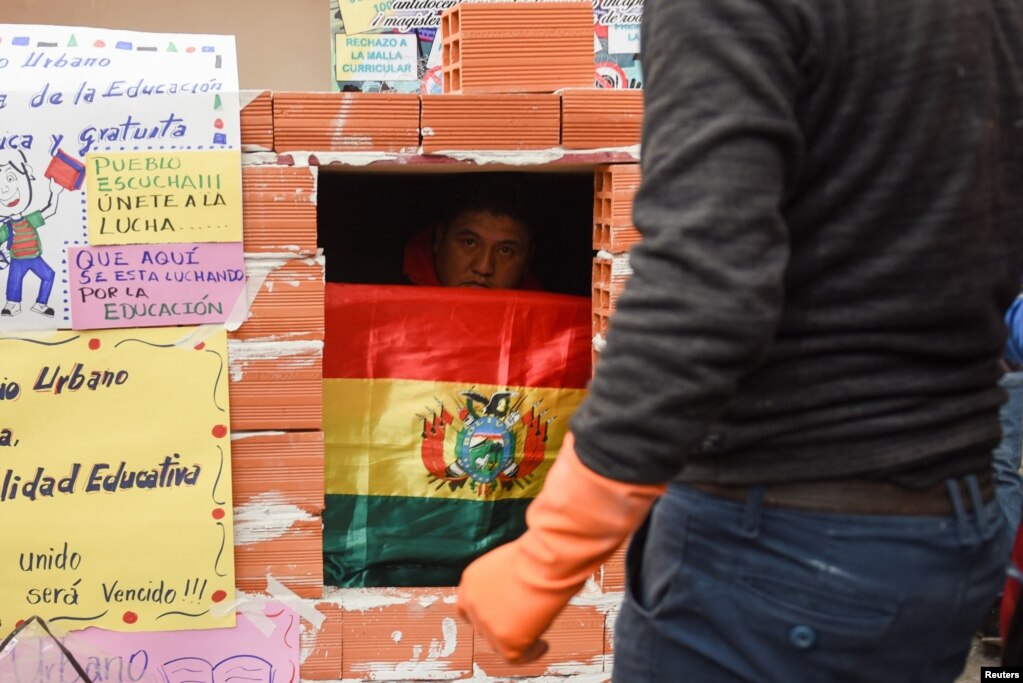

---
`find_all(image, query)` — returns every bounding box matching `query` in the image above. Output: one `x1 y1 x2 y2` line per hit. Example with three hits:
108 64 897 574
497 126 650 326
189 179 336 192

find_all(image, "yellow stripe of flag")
324 377 586 501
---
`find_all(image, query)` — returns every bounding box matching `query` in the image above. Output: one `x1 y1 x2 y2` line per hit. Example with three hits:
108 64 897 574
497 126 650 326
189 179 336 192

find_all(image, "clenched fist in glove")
456 433 665 662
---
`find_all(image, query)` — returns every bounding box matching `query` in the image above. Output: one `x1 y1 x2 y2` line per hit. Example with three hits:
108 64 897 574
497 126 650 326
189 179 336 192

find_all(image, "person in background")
403 175 542 290
457 0 1023 680
995 294 1023 647
996 295 1023 544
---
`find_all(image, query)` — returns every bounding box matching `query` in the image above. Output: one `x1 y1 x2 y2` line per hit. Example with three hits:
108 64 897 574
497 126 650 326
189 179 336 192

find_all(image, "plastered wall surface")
2 0 329 91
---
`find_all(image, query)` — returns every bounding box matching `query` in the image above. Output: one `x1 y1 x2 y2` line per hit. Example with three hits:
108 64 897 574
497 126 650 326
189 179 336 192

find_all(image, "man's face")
0 164 31 219
433 210 532 289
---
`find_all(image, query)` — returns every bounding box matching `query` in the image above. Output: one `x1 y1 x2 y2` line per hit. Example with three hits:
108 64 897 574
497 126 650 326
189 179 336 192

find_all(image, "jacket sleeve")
572 0 809 483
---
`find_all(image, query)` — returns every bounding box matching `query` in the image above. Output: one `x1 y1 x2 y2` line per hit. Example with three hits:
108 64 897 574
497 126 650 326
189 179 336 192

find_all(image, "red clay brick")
593 163 642 252
341 589 472 680
472 603 605 678
441 2 594 94
241 90 274 151
301 602 345 680
242 165 317 255
231 257 324 342
228 342 323 431
562 89 643 150
273 92 420 153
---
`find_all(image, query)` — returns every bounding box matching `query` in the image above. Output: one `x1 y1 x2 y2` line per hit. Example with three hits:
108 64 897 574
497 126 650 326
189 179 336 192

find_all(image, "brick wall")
236 88 642 681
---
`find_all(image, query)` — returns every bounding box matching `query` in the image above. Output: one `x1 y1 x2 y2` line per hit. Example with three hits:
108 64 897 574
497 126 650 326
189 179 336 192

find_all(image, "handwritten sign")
0 327 235 633
85 150 242 245
0 24 240 329
67 243 245 329
334 33 418 82
0 602 299 683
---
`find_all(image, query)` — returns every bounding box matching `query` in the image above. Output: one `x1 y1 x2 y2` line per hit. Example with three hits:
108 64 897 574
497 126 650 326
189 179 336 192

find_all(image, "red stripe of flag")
324 283 592 389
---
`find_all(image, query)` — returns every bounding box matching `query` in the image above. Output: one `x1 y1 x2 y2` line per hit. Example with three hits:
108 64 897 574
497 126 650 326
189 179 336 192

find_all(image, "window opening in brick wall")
317 169 593 296
318 167 595 587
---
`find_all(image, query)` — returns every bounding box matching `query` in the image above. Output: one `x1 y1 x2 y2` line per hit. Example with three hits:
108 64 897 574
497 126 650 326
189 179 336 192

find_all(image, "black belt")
688 469 995 516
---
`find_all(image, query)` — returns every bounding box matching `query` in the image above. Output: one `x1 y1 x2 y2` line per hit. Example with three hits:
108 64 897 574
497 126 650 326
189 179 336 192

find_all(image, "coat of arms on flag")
323 284 591 587
421 389 553 496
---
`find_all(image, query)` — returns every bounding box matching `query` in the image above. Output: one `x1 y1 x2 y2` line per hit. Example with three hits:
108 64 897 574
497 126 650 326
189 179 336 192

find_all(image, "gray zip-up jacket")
572 0 1023 486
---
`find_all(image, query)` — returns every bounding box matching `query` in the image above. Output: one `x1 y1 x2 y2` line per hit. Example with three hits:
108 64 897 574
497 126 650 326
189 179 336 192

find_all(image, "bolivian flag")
324 284 591 587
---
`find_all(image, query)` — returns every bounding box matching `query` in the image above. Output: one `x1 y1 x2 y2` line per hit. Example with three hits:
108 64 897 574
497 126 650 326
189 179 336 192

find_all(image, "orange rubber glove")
456 433 665 662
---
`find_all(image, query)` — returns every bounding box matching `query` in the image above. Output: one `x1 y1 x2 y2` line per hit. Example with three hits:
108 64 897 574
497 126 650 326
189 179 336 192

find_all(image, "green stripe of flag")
324 494 530 587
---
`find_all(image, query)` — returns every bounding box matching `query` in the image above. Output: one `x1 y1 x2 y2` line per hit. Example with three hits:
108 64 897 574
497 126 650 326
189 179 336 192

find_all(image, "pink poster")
0 602 300 683
68 243 246 330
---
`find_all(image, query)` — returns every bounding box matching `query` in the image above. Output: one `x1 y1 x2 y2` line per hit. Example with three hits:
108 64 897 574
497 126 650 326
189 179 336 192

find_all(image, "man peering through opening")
402 174 543 290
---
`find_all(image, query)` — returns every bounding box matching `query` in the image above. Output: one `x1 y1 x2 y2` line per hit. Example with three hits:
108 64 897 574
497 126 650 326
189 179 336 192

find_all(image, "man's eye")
498 246 517 257
461 238 476 247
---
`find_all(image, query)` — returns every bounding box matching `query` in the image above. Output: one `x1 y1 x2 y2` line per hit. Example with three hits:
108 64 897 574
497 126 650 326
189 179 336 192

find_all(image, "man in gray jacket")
458 0 1023 680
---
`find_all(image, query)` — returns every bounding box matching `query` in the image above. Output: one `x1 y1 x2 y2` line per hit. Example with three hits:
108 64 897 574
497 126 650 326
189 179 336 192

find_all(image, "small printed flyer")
329 0 644 93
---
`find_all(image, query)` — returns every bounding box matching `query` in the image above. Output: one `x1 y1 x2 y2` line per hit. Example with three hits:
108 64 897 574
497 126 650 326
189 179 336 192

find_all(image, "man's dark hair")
440 173 534 235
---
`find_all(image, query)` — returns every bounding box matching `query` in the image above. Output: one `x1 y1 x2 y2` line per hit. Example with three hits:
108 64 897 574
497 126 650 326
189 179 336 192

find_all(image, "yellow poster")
0 327 235 633
85 150 243 245
338 0 388 35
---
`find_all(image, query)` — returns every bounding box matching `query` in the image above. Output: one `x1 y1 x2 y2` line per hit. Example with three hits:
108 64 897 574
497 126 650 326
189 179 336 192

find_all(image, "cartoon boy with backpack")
0 148 66 318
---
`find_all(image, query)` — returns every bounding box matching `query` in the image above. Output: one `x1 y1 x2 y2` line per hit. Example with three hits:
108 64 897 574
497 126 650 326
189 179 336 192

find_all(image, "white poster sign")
0 25 240 330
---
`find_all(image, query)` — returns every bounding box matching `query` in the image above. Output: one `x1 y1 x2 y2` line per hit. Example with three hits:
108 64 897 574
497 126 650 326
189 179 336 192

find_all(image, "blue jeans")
6 256 54 304
613 478 1009 683
995 372 1023 544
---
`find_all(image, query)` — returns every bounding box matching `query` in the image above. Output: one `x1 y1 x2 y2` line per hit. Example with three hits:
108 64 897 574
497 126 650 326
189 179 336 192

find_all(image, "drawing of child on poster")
0 148 79 319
